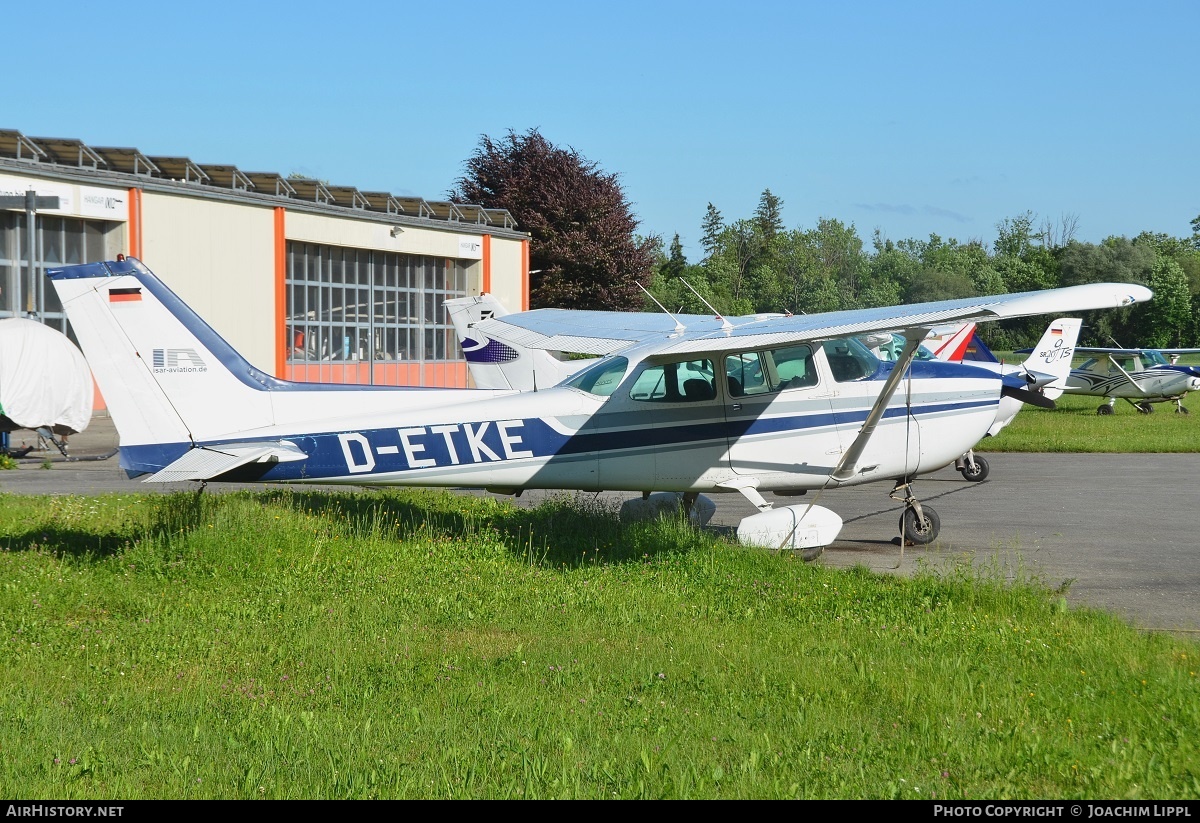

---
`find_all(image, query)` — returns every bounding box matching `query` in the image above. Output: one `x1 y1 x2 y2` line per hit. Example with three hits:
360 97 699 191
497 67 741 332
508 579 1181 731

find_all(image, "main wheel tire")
1137 402 1154 414
900 505 940 545
1097 405 1114 415
1178 406 1190 415
958 455 990 482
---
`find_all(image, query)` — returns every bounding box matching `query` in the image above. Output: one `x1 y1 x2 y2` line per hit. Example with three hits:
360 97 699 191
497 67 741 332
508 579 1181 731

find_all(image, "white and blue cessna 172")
447 296 1080 485
48 258 1150 557
1058 347 1200 415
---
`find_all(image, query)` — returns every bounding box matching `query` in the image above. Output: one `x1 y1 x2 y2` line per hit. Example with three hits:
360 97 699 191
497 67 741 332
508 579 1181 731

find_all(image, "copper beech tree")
449 128 657 311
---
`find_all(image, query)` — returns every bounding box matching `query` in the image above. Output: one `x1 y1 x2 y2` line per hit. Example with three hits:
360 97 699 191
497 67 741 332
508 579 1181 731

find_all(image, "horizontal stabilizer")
143 440 307 483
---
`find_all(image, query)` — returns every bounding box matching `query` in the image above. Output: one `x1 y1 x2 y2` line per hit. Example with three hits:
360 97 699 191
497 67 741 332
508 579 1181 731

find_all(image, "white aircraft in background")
49 258 1149 558
1054 347 1200 414
445 293 598 391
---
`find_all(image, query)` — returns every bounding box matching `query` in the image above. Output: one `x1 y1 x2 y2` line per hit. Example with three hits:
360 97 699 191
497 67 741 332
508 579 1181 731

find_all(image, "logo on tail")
152 348 208 373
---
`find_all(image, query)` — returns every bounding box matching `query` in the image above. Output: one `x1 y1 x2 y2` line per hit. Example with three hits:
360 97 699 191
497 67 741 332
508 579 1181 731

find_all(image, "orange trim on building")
481 234 492 294
274 207 287 377
126 187 141 259
521 239 530 310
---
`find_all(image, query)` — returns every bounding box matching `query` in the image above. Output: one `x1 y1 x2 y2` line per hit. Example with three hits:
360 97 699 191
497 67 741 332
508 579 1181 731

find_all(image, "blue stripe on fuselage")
117 394 999 482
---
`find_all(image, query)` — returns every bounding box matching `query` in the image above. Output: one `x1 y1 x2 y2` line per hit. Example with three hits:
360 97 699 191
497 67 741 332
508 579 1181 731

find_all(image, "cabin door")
722 345 842 481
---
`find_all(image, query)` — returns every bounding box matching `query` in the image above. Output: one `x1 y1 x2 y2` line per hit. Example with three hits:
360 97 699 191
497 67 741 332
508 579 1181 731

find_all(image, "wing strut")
1105 354 1150 397
831 329 926 482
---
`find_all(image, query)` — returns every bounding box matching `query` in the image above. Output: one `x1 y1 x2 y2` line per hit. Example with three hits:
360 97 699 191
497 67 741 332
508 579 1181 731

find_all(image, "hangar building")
0 127 530 394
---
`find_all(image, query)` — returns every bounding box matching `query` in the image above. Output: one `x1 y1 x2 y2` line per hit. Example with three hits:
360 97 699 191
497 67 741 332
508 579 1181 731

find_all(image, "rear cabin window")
565 356 629 397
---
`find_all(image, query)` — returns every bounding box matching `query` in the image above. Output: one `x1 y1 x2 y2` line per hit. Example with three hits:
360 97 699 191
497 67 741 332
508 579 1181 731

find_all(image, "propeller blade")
1002 384 1056 409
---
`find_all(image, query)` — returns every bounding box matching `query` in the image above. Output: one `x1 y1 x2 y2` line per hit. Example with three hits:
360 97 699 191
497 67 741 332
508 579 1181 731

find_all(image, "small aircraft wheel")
799 545 825 562
899 505 940 545
1137 402 1154 414
958 455 990 482
1097 405 1114 415
1178 407 1190 415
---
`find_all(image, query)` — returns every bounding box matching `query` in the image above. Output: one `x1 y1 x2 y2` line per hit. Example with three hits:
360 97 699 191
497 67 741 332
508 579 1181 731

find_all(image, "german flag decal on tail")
108 287 142 302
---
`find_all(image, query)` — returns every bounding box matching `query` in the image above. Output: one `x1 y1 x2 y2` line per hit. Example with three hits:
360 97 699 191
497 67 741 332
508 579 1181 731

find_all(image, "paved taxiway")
4 415 1197 636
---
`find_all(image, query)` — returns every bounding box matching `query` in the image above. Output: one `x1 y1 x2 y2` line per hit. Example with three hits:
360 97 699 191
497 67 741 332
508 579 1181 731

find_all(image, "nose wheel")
900 506 940 544
891 481 941 545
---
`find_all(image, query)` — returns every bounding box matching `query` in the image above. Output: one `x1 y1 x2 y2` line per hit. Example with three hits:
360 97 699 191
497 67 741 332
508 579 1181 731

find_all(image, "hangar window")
0 211 117 335
285 242 468 371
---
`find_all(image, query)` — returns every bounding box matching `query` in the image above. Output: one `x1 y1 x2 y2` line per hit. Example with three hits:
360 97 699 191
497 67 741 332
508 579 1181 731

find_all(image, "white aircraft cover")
0 318 93 434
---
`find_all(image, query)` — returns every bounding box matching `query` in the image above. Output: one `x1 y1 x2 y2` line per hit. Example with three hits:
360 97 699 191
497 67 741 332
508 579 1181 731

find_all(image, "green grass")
979 392 1200 452
974 353 1200 453
1 489 1197 799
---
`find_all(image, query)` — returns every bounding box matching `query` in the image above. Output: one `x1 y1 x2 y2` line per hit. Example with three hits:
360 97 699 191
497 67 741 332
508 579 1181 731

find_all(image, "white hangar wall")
140 191 278 373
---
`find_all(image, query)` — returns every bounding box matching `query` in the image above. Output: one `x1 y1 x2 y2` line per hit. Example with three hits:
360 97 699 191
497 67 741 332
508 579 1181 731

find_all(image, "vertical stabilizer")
928 322 977 362
1018 317 1081 400
47 259 279 448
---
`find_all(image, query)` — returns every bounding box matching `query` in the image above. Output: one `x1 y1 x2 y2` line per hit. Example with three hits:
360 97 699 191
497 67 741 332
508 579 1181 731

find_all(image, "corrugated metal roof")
0 127 519 232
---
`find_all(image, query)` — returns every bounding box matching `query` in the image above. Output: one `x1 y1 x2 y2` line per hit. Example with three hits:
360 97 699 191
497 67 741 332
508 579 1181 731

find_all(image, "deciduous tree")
449 128 656 310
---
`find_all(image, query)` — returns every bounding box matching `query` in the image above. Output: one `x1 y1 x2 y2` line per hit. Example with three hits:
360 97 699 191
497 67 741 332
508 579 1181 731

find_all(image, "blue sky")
7 0 1197 262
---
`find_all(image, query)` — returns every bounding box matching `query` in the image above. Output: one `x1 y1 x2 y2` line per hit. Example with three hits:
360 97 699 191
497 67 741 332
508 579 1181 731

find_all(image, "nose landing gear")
890 480 940 545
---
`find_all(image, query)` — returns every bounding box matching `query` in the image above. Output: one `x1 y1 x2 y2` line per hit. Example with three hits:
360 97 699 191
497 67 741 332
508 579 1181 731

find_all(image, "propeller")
1002 383 1056 409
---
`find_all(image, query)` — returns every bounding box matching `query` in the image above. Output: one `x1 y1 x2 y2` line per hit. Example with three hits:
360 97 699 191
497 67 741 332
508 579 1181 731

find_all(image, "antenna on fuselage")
680 279 733 333
637 283 686 335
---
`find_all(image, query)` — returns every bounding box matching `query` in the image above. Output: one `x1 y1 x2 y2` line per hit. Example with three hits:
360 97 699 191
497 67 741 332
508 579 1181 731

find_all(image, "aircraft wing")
470 310 766 355
1068 347 1200 356
478 283 1152 356
1071 347 1160 355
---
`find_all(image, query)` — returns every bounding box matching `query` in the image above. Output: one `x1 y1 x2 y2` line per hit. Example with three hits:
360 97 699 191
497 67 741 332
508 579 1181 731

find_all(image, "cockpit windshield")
871 333 937 362
822 337 883 382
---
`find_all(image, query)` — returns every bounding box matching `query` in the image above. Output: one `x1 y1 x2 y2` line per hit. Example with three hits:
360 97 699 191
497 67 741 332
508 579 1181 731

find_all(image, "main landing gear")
891 480 940 545
954 450 990 482
1099 398 1168 415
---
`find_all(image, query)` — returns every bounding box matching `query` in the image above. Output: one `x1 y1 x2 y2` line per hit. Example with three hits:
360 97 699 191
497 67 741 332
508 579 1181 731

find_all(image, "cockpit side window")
724 345 818 395
771 345 819 389
1109 356 1137 374
725 352 770 396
